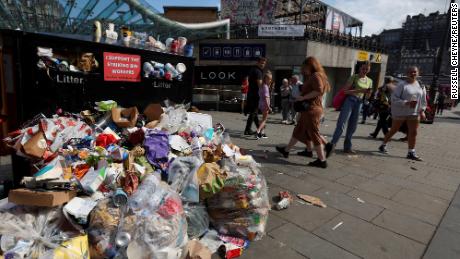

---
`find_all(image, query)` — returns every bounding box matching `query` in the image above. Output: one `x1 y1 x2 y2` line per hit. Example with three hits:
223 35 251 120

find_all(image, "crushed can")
218 243 243 259
219 235 249 249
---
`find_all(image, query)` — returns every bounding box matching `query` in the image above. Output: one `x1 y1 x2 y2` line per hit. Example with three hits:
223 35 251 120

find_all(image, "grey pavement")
205 106 460 259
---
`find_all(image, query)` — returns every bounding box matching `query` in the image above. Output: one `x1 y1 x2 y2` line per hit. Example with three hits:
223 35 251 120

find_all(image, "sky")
148 0 450 36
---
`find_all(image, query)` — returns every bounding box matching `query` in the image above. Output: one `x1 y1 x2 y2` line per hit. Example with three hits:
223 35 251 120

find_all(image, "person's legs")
257 110 269 134
383 119 405 144
361 104 368 123
277 136 299 158
289 102 296 123
331 97 354 145
281 99 289 122
245 111 255 132
406 118 422 160
315 144 326 161
285 137 299 152
406 119 419 150
344 98 362 151
381 111 390 135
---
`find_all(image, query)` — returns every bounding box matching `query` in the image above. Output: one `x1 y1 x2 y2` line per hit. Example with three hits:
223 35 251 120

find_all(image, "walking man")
244 57 267 135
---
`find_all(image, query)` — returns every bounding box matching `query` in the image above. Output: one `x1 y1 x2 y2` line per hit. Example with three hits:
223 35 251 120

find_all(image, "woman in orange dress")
276 57 331 168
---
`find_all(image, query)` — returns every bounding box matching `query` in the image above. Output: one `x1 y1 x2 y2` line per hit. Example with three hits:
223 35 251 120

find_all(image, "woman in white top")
379 66 427 161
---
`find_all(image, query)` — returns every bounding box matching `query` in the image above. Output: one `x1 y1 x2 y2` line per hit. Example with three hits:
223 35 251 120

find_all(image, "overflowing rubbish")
297 194 327 208
1 102 269 258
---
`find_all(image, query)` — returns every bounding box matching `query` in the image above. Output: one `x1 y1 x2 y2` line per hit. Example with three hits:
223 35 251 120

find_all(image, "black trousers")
245 109 260 132
373 110 390 137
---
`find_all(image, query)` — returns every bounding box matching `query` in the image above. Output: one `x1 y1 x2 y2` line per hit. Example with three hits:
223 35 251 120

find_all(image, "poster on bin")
103 52 141 82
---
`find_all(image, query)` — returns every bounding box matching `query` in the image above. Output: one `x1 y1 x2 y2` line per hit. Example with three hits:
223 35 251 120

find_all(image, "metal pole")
430 0 454 102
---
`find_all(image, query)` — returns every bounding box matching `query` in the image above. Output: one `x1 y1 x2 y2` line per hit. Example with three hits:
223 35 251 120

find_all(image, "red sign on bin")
103 52 141 82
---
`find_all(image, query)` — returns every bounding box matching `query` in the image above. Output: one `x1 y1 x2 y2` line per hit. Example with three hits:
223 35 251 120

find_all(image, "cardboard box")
9 188 77 207
143 103 163 122
111 107 139 128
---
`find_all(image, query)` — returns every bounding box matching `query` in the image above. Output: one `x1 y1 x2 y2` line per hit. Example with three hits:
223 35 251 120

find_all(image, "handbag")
293 100 310 112
333 75 358 110
332 89 347 111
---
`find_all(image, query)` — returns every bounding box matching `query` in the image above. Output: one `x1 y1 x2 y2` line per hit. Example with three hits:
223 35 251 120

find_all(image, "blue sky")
149 0 449 36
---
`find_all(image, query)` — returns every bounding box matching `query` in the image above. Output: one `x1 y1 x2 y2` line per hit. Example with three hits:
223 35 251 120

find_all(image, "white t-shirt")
391 80 427 117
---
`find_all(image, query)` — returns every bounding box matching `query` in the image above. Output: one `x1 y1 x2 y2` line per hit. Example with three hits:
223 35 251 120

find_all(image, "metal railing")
229 25 386 53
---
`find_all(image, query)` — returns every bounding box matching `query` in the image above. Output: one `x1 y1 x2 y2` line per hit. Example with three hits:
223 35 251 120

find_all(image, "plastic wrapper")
184 204 210 239
206 158 270 241
0 204 85 259
88 174 188 259
168 157 201 203
144 129 170 169
156 106 188 134
196 162 226 200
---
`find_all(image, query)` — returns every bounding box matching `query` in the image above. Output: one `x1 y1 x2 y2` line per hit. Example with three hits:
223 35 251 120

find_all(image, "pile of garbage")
1 101 270 259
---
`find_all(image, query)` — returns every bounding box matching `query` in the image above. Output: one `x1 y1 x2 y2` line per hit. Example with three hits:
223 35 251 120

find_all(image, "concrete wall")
195 38 389 107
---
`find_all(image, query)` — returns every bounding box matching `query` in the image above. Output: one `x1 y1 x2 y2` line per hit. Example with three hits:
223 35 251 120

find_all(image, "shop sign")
195 66 252 85
103 52 141 82
357 51 369 61
258 25 305 37
200 44 265 60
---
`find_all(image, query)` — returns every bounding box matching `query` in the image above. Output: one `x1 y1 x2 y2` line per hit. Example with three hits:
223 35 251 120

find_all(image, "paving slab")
348 189 441 226
372 209 436 244
299 174 353 193
266 213 288 233
239 236 307 259
313 188 384 221
336 174 370 188
265 172 322 195
356 179 402 199
376 174 455 201
391 189 449 216
314 213 426 259
423 186 460 259
269 223 361 259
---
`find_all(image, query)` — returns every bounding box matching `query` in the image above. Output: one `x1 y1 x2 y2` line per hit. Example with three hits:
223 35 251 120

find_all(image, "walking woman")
326 62 373 156
276 57 331 168
280 78 292 124
379 66 427 161
370 76 395 138
256 71 272 139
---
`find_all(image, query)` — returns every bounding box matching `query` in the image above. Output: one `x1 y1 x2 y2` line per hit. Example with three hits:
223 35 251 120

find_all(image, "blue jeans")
331 95 362 150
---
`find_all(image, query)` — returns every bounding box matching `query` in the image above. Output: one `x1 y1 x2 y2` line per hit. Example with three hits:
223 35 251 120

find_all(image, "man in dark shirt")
244 57 267 135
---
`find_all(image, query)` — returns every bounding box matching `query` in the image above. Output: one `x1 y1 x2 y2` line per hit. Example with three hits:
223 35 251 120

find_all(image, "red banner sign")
103 52 141 82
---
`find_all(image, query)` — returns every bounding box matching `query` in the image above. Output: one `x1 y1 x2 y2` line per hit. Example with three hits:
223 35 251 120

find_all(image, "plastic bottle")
191 137 203 161
128 174 160 211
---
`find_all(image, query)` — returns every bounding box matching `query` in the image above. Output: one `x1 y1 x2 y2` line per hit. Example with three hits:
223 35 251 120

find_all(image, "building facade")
378 11 450 78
